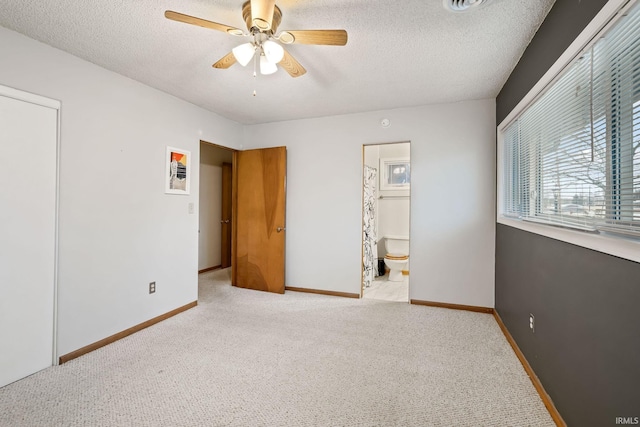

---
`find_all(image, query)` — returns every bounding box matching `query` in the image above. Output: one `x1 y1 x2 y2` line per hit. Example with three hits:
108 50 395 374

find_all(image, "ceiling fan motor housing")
444 0 487 12
242 1 282 34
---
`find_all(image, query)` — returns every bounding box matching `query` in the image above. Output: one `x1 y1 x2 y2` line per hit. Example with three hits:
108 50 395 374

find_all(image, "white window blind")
501 0 640 238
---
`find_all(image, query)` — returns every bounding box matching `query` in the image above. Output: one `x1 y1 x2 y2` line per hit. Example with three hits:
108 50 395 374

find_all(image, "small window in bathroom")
380 157 410 191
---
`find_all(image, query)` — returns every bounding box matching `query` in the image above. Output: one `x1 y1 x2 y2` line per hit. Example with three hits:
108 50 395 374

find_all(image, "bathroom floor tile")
363 275 408 302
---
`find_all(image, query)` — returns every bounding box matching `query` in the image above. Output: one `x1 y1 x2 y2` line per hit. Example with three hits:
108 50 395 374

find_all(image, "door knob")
277 227 286 232
220 219 230 224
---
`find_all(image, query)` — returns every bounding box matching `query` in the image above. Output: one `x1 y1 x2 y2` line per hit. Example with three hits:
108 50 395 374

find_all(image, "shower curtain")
362 165 377 289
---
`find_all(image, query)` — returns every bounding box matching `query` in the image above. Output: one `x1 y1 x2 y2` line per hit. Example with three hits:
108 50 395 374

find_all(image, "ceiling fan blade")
278 30 348 46
279 49 306 78
212 52 237 69
165 11 244 35
250 0 276 31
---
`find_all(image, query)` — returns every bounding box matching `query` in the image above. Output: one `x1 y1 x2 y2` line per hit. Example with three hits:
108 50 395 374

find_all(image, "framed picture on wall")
165 146 191 195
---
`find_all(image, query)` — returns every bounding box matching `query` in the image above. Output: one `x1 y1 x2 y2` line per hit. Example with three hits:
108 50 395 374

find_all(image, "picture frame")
165 146 191 195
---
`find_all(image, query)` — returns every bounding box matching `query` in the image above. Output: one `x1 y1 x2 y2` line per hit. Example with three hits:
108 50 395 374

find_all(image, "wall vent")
443 0 488 12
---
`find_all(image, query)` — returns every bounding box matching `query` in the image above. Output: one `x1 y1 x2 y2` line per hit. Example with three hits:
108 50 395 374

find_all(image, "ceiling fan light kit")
260 55 278 75
165 0 348 78
230 35 284 76
232 42 256 67
262 40 284 63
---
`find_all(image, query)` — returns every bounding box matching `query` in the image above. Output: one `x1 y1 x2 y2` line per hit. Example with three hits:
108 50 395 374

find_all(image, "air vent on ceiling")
443 0 487 12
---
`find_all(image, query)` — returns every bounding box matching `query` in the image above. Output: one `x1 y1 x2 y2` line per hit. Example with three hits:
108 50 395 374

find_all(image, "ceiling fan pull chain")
253 52 257 96
253 46 257 78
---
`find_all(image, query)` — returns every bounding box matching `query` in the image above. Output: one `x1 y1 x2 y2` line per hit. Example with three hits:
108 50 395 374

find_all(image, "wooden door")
220 162 232 268
232 147 286 293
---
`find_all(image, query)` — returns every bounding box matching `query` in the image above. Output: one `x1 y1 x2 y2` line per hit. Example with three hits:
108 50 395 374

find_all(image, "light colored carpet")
0 268 555 426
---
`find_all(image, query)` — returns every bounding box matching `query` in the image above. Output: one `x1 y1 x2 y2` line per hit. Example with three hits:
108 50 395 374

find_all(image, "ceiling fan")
165 0 348 78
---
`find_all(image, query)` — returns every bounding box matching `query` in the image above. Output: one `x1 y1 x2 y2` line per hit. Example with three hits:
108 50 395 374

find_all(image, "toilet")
383 235 409 282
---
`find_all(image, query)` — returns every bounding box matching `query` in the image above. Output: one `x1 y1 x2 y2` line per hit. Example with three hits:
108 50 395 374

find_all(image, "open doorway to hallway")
198 141 236 274
362 142 411 302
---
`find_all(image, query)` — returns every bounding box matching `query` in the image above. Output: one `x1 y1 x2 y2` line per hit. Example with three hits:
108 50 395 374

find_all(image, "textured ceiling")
0 0 555 124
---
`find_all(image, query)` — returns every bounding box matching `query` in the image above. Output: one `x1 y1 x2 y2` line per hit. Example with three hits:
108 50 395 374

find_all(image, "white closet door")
0 93 57 387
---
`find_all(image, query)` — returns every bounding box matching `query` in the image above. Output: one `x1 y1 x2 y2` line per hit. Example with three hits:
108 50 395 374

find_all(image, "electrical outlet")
149 281 156 294
529 313 535 333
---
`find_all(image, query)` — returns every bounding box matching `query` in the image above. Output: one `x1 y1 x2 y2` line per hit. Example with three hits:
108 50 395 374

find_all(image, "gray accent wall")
497 0 609 124
496 0 640 426
496 225 640 426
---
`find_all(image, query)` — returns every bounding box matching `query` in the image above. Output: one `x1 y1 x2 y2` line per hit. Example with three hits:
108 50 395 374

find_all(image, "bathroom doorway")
198 141 236 274
361 142 411 302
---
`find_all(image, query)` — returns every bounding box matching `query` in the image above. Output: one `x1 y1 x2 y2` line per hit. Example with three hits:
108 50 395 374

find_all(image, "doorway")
198 141 235 274
361 142 411 302
199 143 288 295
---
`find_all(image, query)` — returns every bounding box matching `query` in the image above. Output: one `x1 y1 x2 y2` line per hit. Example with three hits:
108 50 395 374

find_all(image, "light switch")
188 202 195 214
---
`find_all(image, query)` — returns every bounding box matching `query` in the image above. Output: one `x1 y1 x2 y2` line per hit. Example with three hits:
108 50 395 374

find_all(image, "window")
500 0 640 239
379 157 410 191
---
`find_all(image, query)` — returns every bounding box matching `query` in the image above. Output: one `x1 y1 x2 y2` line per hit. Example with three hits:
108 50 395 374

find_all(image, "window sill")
497 216 640 264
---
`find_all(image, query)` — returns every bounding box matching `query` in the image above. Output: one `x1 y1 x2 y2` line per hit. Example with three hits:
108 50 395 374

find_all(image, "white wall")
198 143 233 270
0 27 242 356
243 100 496 307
